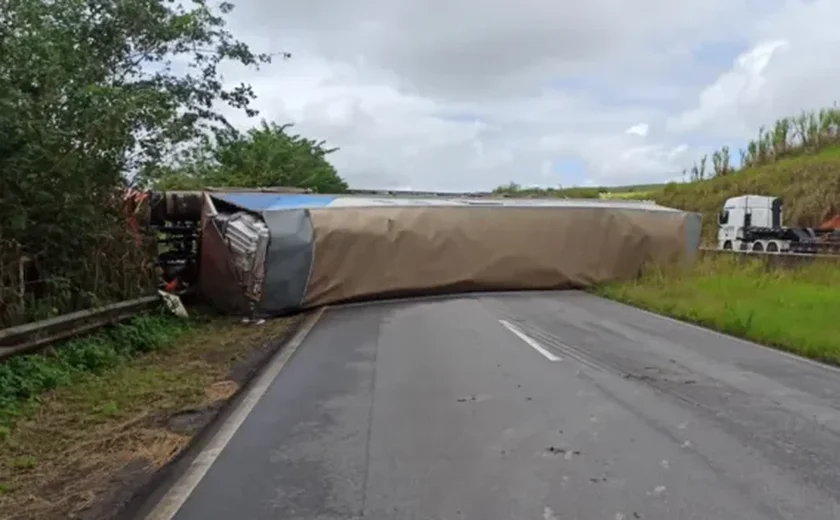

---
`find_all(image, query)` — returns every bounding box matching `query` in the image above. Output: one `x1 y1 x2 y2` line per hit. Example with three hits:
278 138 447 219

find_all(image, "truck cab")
717 195 786 252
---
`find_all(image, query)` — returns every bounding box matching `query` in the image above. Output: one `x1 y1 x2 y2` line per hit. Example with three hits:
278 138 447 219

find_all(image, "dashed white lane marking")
499 319 562 362
145 307 326 520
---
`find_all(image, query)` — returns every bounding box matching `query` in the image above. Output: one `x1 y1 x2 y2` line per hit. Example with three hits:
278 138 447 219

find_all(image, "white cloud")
671 0 840 141
213 0 840 190
626 123 650 137
668 40 790 136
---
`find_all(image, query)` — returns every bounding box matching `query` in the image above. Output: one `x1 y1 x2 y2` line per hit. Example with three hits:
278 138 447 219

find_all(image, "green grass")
492 182 664 200
0 309 296 519
596 254 840 364
599 189 655 200
0 313 190 433
651 146 840 243
495 106 840 244
495 143 840 243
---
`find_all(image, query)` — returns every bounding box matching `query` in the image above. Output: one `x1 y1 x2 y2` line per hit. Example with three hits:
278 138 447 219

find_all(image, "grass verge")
596 254 840 365
0 309 300 520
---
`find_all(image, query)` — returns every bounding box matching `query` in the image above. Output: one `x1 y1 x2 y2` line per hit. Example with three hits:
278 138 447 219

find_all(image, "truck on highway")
717 195 840 254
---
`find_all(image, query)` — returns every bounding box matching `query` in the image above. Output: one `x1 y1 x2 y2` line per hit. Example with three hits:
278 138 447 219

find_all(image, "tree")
154 120 349 193
493 182 522 195
0 0 271 325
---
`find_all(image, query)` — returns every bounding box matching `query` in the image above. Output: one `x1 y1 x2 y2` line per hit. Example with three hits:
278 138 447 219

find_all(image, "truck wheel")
752 242 764 252
766 242 779 253
723 241 733 250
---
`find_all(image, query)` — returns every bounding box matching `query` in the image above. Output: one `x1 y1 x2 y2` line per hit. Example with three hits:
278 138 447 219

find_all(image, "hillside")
500 155 840 243
651 147 840 243
498 107 840 244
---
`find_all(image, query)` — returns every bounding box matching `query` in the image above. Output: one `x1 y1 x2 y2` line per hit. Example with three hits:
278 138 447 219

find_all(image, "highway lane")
152 291 840 520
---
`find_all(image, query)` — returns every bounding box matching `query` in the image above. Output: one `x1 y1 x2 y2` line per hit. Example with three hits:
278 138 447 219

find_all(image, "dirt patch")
227 330 288 384
0 312 303 520
205 380 239 401
74 459 153 520
165 404 222 437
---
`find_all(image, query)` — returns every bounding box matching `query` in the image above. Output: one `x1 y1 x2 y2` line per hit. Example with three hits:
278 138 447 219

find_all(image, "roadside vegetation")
0 314 188 433
0 309 298 519
597 254 840 365
518 106 840 364
493 181 659 200
0 1 342 517
0 0 347 328
653 146 840 243
149 120 349 193
496 107 840 244
5 0 840 512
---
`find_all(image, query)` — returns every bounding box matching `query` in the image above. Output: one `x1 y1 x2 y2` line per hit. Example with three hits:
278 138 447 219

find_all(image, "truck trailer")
717 195 840 254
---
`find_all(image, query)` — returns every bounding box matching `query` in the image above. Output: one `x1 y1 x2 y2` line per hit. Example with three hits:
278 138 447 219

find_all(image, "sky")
216 0 840 192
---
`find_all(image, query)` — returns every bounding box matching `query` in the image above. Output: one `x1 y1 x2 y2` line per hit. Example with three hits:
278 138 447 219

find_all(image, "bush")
0 0 270 327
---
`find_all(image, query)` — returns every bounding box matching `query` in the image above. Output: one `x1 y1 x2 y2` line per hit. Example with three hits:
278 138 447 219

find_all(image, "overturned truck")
151 190 702 318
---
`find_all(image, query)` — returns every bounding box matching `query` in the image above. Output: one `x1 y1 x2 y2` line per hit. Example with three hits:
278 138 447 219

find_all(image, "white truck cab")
717 195 787 252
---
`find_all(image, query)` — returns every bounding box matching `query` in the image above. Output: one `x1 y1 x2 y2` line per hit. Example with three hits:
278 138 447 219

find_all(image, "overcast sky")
217 0 840 191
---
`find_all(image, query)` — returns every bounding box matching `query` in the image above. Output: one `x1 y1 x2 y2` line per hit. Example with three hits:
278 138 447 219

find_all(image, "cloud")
668 40 790 137
671 0 840 141
213 0 840 191
626 123 650 137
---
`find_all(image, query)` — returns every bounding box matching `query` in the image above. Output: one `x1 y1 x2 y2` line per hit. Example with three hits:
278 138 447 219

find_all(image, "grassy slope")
597 254 840 364
651 146 840 243
527 147 840 242
539 147 840 239
593 147 840 363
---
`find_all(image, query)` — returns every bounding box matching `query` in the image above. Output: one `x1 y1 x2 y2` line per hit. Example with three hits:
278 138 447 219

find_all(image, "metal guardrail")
698 247 840 266
1 247 830 362
0 295 161 361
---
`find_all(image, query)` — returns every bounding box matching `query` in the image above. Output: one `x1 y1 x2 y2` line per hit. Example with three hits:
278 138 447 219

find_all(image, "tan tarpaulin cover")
302 205 699 308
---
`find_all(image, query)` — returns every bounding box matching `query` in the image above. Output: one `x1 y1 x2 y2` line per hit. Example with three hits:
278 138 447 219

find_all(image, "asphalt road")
154 291 840 520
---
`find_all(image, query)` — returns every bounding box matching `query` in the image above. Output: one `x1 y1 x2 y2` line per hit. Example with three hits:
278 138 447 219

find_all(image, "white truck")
717 195 840 254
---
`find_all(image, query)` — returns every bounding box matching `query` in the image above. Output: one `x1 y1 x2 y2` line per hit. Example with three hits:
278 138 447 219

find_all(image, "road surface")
147 291 840 520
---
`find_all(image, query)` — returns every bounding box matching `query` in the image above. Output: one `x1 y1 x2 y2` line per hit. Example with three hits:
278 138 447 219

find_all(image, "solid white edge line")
498 319 562 361
145 307 327 520
581 292 840 375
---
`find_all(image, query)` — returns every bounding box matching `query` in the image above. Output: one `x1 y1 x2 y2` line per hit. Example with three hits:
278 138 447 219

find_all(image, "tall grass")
654 106 840 242
654 147 840 242
494 105 840 212
682 106 840 181
597 255 840 364
493 106 840 242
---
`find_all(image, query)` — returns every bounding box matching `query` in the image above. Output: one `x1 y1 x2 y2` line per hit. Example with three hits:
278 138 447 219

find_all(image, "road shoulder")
0 312 305 520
